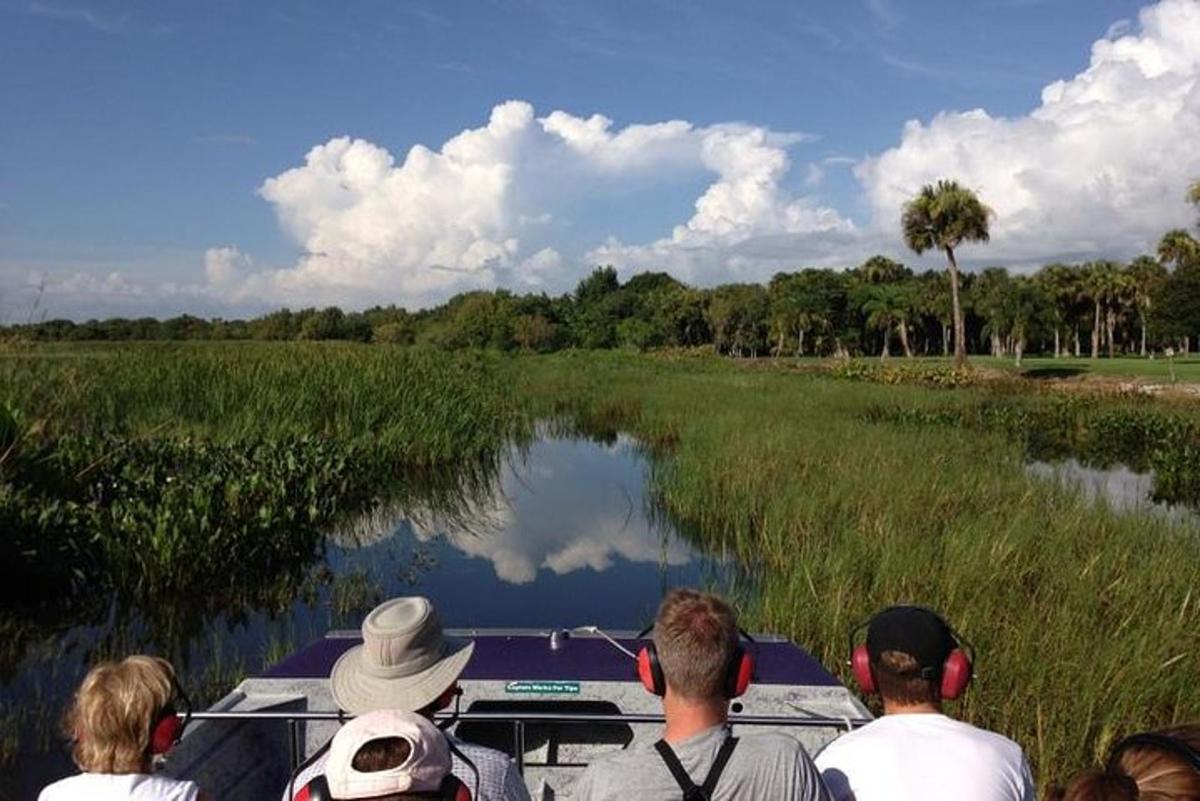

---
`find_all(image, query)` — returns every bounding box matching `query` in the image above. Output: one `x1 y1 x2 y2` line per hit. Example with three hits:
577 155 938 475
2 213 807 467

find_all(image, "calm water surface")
1026 458 1197 524
4 433 734 799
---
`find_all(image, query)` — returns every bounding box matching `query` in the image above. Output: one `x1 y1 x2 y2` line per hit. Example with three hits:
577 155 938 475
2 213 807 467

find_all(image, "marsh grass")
3 344 1197 790
512 351 1200 789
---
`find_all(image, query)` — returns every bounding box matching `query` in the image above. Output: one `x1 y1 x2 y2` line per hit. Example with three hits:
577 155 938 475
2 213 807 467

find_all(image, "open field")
2 342 1199 791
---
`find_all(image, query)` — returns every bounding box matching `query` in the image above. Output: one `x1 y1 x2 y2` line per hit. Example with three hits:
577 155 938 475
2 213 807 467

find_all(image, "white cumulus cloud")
856 0 1200 265
217 100 840 308
17 0 1200 319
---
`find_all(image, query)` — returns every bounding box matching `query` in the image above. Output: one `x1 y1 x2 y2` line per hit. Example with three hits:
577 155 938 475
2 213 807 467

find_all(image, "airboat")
164 627 871 800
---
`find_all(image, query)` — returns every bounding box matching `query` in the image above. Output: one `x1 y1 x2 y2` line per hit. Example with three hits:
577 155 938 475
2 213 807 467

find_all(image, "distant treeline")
8 232 1200 360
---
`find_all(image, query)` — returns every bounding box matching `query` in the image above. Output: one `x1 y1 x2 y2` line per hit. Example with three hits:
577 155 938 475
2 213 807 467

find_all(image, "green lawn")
975 355 1200 382
777 353 1200 382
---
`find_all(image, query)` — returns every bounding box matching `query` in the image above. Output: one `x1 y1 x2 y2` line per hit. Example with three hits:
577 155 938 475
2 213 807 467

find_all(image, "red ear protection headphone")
847 606 975 701
297 772 472 801
635 626 756 699
1108 732 1200 775
149 679 192 755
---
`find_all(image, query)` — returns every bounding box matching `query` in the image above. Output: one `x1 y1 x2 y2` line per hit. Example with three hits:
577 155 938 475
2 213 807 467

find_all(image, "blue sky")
2 0 1198 319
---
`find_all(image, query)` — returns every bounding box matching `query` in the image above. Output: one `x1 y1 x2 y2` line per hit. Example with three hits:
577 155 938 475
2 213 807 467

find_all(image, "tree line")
7 181 1200 364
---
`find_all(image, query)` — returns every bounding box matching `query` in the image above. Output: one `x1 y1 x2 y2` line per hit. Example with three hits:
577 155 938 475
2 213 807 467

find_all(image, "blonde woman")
39 655 212 801
1051 725 1200 801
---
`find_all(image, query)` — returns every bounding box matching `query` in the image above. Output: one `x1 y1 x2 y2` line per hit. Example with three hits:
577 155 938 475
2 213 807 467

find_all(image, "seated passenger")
815 605 1034 801
39 655 211 801
286 596 530 801
1050 724 1199 800
314 709 470 801
571 588 831 801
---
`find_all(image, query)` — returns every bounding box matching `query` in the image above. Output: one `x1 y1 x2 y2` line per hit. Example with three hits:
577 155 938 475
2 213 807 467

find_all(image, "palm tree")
1035 263 1080 358
1082 262 1115 358
1128 256 1168 356
1007 277 1054 368
1159 229 1200 271
861 284 912 360
902 180 991 368
1189 179 1200 223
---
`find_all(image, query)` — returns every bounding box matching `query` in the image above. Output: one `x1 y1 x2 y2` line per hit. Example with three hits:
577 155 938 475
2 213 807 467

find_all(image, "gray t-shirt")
571 724 831 801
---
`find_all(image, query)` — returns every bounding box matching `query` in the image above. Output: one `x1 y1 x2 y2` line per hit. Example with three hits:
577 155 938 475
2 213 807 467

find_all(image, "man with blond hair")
571 588 830 801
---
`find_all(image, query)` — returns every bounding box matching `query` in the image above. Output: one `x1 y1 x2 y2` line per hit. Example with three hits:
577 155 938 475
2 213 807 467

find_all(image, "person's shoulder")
571 744 661 799
451 738 518 769
814 721 879 761
37 774 79 801
131 773 200 801
954 720 1029 762
736 730 812 757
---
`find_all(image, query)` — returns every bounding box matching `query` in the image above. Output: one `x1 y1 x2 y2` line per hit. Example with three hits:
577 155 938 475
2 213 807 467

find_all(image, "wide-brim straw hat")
331 597 474 715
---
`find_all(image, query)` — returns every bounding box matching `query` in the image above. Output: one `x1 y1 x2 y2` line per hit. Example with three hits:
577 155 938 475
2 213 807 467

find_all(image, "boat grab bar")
188 709 870 727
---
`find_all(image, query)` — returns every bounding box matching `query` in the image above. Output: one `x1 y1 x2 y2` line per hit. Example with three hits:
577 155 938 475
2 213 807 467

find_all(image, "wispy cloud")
27 1 127 34
878 52 944 77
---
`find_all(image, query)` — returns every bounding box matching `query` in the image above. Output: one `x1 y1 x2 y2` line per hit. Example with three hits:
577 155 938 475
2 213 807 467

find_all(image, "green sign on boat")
504 680 581 695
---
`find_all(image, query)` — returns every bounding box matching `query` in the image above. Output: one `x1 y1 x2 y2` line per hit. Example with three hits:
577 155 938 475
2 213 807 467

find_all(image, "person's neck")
662 690 728 744
881 698 942 716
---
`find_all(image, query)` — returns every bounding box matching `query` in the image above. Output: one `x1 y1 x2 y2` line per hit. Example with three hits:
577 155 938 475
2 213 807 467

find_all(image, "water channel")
1026 458 1199 525
3 432 735 799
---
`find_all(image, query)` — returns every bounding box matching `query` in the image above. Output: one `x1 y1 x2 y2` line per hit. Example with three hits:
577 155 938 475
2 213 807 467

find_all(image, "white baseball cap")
325 710 452 799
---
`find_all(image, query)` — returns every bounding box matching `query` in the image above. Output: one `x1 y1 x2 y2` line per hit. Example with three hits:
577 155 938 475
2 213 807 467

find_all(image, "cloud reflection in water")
406 435 693 584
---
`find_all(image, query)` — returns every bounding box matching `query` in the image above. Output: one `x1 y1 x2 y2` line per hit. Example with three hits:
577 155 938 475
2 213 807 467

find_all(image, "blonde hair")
1054 725 1200 801
653 589 738 700
64 655 176 774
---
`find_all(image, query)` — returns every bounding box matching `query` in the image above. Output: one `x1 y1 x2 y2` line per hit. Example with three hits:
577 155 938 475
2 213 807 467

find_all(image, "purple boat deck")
265 630 842 687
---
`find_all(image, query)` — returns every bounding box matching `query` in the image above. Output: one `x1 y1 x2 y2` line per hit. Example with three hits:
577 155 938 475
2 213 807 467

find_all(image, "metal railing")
186 709 872 775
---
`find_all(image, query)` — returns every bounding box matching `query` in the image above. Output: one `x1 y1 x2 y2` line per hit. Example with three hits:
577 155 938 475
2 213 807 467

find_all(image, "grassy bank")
0 343 526 616
510 350 1200 789
3 343 1198 790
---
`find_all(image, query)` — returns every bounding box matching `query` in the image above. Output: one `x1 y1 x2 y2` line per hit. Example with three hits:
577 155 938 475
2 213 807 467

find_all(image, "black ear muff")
636 642 666 696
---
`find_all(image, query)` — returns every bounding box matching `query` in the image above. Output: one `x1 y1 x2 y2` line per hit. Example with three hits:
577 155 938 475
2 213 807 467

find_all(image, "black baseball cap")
866 606 956 676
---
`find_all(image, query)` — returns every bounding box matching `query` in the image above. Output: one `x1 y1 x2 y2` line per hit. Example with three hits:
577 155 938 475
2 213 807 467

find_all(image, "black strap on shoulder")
654 736 740 801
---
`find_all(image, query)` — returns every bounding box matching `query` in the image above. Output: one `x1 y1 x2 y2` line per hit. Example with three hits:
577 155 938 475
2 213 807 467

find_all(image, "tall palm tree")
1189 179 1200 223
861 284 913 360
902 180 991 368
1035 263 1078 358
1128 256 1168 356
1007 276 1054 368
1082 261 1121 358
1158 229 1200 271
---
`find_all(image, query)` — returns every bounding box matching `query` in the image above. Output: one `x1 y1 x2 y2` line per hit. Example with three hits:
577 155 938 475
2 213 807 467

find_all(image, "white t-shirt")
38 772 200 801
814 713 1035 801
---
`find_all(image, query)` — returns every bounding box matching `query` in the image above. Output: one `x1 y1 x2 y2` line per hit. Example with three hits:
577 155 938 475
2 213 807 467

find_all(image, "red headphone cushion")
728 650 754 698
636 646 664 696
149 713 183 755
851 645 876 694
940 649 972 700
447 776 472 801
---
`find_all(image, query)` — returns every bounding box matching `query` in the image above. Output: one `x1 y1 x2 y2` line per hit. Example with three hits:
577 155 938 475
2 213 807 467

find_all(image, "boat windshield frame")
184 709 872 776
